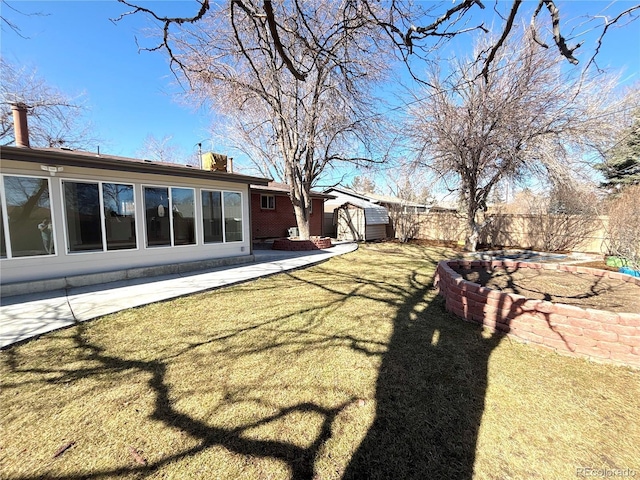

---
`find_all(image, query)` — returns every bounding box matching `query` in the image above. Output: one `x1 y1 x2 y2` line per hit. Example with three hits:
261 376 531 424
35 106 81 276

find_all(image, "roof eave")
0 146 271 186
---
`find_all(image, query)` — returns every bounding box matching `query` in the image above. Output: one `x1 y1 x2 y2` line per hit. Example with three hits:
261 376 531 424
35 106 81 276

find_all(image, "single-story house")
0 106 269 294
250 182 334 239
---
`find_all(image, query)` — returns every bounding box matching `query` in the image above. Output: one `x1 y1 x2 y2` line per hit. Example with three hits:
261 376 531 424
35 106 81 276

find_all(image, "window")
144 187 170 247
224 191 243 242
103 183 137 250
202 190 223 243
261 194 275 210
64 181 102 252
171 187 195 246
63 181 137 253
144 186 196 247
201 189 243 243
2 175 55 257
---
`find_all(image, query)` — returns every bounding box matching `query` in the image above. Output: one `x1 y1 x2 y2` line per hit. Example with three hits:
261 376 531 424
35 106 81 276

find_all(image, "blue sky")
3 1 211 161
2 1 639 178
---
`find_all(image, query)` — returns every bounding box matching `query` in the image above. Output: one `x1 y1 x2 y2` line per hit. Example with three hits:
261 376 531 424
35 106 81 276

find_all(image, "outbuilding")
334 199 389 241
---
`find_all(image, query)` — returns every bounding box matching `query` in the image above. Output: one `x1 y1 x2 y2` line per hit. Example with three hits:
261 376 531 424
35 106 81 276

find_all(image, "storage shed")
335 199 389 241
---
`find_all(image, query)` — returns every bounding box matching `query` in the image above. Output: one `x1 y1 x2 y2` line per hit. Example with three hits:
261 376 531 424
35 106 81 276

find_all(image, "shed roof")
340 198 389 225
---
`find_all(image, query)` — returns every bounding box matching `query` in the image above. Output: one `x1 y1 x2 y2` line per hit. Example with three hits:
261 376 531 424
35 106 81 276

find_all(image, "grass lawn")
1 243 638 479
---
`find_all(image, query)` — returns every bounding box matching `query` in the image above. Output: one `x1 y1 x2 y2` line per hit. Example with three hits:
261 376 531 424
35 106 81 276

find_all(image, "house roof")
0 145 271 186
323 187 372 202
251 181 336 199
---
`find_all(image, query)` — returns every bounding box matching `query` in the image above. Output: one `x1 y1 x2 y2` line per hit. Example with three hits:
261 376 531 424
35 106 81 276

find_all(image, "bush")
604 185 640 270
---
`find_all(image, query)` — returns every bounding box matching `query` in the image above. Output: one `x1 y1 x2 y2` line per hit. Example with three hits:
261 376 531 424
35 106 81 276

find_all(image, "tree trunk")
292 203 311 239
464 201 481 252
465 223 480 252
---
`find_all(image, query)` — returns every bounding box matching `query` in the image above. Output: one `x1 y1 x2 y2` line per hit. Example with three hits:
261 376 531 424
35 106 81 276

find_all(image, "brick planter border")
272 237 333 251
434 259 640 368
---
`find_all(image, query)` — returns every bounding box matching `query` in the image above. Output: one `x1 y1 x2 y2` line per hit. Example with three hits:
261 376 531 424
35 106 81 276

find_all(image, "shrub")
604 185 640 270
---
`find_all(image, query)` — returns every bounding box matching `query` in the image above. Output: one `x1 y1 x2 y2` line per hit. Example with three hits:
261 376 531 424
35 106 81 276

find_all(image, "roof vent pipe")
11 103 30 148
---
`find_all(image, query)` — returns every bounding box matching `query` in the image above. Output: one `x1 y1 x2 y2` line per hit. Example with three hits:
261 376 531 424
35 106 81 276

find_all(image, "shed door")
337 206 365 241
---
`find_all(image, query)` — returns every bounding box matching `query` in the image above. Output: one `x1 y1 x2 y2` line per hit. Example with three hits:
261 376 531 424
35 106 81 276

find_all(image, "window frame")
143 184 197 248
201 188 244 243
260 194 275 210
1 173 57 259
61 179 139 254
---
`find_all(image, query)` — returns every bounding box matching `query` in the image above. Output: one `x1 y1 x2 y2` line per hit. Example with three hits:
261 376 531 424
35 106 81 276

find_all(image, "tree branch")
480 0 522 82
583 4 640 73
263 0 307 81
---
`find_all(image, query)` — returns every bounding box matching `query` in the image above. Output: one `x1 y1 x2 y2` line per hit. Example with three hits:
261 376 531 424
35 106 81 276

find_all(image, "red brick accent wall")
272 237 332 251
434 260 640 368
251 193 324 239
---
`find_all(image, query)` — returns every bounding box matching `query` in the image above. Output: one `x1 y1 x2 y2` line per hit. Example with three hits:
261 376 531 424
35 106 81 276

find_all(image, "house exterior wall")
251 192 324 239
323 212 336 237
1 159 255 285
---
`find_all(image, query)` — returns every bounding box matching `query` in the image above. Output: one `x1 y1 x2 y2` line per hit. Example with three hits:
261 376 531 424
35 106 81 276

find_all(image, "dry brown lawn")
1 243 639 479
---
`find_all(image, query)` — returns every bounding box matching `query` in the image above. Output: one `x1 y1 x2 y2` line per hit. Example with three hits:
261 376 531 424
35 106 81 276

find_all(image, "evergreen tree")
596 110 640 189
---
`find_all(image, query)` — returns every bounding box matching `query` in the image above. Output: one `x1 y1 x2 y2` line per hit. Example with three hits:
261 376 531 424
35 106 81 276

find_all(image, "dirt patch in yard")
459 267 640 313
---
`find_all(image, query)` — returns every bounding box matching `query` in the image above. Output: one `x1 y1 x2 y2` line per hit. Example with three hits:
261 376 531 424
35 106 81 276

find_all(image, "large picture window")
171 187 195 246
2 175 55 257
63 181 137 253
144 186 196 247
144 187 170 247
201 190 244 243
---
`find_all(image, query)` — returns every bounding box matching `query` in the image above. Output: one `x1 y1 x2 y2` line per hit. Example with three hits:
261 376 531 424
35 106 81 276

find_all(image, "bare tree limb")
263 0 306 80
480 0 522 82
543 0 580 65
583 4 640 73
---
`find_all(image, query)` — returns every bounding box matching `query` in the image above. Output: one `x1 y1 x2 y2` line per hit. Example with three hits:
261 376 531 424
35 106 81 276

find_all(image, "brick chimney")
11 103 30 148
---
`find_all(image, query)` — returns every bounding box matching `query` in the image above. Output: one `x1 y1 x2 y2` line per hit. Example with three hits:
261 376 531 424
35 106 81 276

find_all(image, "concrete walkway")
0 242 357 349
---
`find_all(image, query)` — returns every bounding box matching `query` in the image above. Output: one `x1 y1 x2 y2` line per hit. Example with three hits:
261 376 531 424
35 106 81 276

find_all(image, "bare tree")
407 30 627 252
604 184 640 270
349 175 378 194
1 58 98 149
116 1 639 85
381 163 433 242
117 1 391 239
136 134 196 166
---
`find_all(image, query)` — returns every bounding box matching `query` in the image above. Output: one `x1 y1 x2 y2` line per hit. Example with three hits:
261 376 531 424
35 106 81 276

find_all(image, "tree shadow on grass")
2 246 507 480
342 273 503 480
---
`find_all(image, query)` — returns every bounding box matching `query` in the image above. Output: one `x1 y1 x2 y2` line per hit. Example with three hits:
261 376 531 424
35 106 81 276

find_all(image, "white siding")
1 160 253 285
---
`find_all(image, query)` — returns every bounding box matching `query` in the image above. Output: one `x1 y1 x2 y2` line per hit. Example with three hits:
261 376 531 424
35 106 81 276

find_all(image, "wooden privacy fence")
395 212 609 253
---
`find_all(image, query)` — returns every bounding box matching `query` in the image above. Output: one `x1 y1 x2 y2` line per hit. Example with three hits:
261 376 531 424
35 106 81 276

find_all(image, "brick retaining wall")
434 259 640 368
272 237 333 251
